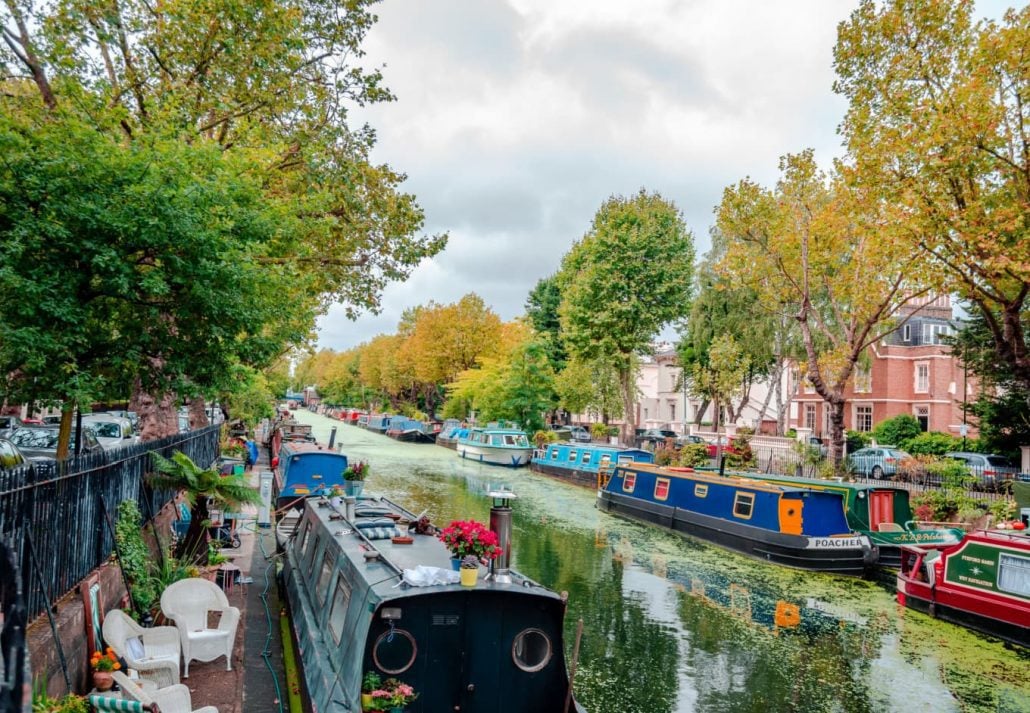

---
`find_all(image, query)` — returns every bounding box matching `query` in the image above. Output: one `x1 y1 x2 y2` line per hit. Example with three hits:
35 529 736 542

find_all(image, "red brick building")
788 296 975 438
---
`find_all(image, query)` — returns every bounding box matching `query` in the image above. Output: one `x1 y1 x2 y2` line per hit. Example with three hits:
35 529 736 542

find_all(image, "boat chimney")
487 488 518 584
328 427 337 449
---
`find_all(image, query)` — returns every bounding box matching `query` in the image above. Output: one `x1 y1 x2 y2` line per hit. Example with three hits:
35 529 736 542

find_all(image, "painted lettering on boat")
806 537 864 549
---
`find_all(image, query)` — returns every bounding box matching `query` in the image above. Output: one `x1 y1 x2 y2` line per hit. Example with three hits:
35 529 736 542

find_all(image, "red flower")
438 520 501 560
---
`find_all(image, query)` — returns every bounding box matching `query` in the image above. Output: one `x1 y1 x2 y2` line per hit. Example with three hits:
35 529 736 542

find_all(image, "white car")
82 414 138 451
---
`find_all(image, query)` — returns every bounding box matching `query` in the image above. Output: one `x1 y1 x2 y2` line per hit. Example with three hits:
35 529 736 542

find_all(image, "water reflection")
294 412 1030 713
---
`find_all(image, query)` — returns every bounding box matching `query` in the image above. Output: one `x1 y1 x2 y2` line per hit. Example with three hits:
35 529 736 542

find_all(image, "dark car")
636 429 680 449
0 415 23 438
944 452 1019 490
8 424 104 460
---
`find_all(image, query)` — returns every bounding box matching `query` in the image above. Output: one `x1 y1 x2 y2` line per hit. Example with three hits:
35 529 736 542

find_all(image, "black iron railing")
0 425 220 623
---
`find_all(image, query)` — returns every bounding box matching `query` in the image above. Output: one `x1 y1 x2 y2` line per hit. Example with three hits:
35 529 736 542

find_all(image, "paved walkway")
182 454 286 713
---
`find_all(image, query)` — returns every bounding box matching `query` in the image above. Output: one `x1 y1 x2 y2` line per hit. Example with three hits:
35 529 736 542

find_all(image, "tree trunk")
693 398 710 427
177 497 211 566
756 361 779 434
134 379 180 442
618 363 636 446
56 404 74 460
827 398 846 471
188 399 209 429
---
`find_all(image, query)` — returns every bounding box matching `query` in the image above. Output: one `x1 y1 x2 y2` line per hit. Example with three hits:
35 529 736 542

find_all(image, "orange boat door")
868 490 895 530
778 496 803 535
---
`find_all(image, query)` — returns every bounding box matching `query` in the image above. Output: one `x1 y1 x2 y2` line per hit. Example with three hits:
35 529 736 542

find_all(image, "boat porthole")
372 629 417 674
512 628 552 672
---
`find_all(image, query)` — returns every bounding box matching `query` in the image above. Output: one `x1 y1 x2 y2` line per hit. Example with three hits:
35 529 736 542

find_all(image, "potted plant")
460 554 479 587
382 678 418 712
438 520 501 570
90 647 122 691
361 671 381 710
343 460 369 497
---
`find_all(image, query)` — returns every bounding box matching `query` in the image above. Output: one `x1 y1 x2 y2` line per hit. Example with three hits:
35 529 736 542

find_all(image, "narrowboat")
386 417 438 444
457 427 533 467
733 472 963 568
266 418 315 461
436 424 467 450
531 442 654 488
356 413 369 429
596 463 877 575
365 414 393 434
274 440 349 510
896 529 1029 647
279 491 585 712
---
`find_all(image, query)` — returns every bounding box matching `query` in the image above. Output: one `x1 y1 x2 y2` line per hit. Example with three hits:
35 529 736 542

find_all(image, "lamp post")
681 367 688 437
961 357 968 451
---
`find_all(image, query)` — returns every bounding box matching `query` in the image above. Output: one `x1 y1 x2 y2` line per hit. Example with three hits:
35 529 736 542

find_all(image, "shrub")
926 458 976 491
894 456 929 484
901 432 960 457
653 447 677 466
590 423 610 441
871 414 922 447
724 434 756 469
846 430 871 452
115 500 158 615
677 444 710 468
533 430 557 448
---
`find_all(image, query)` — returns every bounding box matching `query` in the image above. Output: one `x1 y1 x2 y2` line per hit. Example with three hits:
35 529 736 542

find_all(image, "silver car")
82 414 138 451
848 447 911 478
944 452 1018 489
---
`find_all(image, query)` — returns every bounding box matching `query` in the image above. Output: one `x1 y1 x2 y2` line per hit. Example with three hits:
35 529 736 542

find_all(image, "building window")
854 365 871 393
804 403 817 430
855 405 873 432
654 478 671 501
914 405 929 432
922 323 951 345
732 492 755 520
902 324 911 342
669 403 676 423
915 363 930 393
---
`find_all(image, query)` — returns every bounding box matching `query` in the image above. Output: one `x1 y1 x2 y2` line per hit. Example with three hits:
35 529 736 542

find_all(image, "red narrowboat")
896 529 1029 648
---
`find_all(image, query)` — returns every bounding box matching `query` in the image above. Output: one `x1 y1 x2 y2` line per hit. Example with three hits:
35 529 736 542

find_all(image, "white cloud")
317 0 1007 351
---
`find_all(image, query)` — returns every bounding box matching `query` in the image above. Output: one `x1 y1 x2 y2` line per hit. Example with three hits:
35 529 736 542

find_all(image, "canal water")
292 410 1029 713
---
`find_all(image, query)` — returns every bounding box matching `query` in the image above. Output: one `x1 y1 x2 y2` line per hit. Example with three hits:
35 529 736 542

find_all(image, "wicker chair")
160 578 239 677
102 609 180 687
112 671 218 713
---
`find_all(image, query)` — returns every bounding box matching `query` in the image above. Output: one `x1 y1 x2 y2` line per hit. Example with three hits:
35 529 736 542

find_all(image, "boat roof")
627 463 835 496
280 441 343 456
734 471 908 494
300 494 561 602
469 426 526 435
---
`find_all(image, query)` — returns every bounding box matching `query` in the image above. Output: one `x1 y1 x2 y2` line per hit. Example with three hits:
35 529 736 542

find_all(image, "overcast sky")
316 0 1010 352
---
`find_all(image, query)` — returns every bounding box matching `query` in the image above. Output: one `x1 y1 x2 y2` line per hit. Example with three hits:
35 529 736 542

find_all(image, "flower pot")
460 567 478 587
345 481 364 497
92 671 114 692
361 693 374 710
450 557 461 571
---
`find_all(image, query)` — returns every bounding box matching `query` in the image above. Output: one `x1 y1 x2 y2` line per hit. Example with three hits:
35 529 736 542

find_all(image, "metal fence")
0 425 220 623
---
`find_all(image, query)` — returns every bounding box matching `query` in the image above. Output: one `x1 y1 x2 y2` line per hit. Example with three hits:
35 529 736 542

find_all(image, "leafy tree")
498 339 555 434
525 275 567 372
222 367 276 430
689 334 749 462
871 415 923 449
717 151 932 469
834 0 1030 392
148 451 261 565
558 190 694 443
901 432 961 457
553 356 623 424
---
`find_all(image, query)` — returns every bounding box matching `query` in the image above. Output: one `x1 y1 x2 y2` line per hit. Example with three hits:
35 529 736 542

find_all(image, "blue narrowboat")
275 440 349 510
597 463 877 576
279 491 585 712
531 442 654 487
437 423 467 450
457 427 533 467
386 417 438 444
365 413 393 433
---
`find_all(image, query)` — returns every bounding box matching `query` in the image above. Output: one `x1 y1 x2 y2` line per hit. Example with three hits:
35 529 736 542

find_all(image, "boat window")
654 478 671 501
297 522 310 555
516 435 529 447
694 484 708 498
504 435 517 445
998 553 1030 597
372 628 417 674
581 452 591 464
568 450 577 463
306 536 321 569
622 472 636 492
601 455 612 467
316 549 335 604
512 628 552 673
733 492 755 520
492 435 503 446
327 577 351 644
550 448 558 460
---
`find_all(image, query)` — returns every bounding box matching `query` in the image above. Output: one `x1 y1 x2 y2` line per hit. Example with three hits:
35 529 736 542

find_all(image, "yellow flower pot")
460 567 478 587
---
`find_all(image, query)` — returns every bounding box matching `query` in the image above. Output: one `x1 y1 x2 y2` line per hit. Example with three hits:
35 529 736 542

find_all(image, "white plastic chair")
102 609 181 687
160 578 239 677
112 671 217 713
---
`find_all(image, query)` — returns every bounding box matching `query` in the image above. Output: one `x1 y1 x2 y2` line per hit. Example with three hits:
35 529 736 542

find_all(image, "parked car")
82 414 138 451
848 446 911 478
0 437 31 469
944 452 1019 490
41 415 63 426
807 436 828 457
703 435 740 459
635 429 679 449
103 410 140 433
8 424 104 459
676 434 708 447
568 426 592 443
0 415 22 438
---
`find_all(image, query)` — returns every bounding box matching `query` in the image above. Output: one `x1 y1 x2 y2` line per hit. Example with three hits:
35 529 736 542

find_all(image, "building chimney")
487 488 518 584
